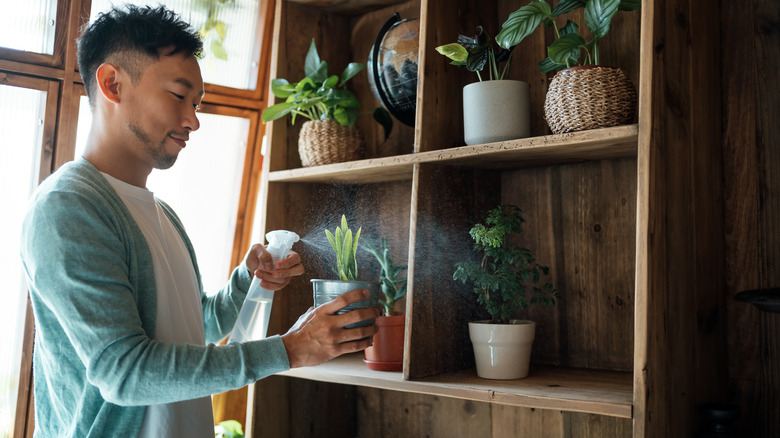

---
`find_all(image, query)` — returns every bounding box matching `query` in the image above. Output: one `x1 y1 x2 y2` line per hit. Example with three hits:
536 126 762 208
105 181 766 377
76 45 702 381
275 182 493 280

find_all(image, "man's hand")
243 243 304 291
281 289 380 368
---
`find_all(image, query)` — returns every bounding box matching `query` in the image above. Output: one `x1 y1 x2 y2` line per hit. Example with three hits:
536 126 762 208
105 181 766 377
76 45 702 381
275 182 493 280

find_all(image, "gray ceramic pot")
311 279 380 329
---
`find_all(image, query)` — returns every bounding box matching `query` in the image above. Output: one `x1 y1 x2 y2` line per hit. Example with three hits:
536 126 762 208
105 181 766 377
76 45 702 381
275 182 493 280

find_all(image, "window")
0 75 59 438
0 0 58 54
89 0 265 90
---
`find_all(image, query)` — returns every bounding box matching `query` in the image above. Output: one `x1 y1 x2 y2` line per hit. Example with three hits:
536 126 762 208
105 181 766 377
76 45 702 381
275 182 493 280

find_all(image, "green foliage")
435 26 514 82
364 238 407 316
214 419 244 438
262 39 392 139
196 0 235 61
325 215 362 281
453 205 557 324
495 0 641 73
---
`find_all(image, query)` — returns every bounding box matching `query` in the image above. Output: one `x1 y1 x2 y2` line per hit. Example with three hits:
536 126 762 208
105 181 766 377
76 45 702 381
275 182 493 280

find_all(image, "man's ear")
95 63 122 104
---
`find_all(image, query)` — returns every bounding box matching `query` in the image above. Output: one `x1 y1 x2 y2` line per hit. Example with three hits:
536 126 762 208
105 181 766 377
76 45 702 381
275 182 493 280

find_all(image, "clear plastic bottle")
228 230 299 343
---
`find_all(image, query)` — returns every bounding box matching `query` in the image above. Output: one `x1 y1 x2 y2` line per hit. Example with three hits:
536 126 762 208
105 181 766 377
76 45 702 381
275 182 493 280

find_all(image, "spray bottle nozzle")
264 230 300 262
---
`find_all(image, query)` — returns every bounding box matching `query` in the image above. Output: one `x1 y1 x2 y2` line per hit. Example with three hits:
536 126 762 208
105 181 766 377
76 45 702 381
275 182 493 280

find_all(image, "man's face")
120 49 204 171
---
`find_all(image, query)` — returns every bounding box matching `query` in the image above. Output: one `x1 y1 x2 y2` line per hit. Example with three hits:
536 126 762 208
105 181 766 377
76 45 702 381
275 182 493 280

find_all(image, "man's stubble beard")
128 121 178 170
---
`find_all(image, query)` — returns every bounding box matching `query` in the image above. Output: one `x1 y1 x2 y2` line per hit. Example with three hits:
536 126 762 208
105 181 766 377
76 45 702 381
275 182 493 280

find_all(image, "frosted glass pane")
0 84 47 437
75 97 251 294
89 0 263 90
0 0 58 54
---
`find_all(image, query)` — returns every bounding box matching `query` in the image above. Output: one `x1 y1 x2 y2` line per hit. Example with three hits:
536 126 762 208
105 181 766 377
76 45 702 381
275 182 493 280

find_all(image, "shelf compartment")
267 124 638 184
278 353 633 418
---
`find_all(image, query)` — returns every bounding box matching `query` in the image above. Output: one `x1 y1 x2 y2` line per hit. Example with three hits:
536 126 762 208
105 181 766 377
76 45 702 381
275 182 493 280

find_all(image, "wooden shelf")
267 124 638 184
277 353 634 418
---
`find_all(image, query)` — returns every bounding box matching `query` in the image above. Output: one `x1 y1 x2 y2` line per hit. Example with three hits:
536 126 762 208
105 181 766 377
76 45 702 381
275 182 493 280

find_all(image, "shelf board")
277 353 634 418
268 124 639 184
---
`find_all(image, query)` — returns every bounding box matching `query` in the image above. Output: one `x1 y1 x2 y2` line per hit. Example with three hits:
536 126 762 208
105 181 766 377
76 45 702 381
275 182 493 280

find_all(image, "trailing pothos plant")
495 0 641 73
262 39 392 139
325 215 362 281
453 205 557 324
364 238 407 316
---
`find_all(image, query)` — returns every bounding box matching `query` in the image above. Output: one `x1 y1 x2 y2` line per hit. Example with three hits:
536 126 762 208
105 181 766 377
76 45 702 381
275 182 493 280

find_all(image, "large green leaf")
339 62 365 86
496 0 552 49
551 0 586 16
321 75 339 90
435 43 469 62
261 101 295 122
270 79 295 98
210 39 228 60
585 0 621 38
304 39 321 78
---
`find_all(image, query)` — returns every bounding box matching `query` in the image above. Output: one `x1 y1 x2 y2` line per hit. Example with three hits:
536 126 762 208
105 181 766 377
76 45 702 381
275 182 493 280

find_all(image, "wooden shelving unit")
249 0 725 436
267 124 638 184
279 353 633 418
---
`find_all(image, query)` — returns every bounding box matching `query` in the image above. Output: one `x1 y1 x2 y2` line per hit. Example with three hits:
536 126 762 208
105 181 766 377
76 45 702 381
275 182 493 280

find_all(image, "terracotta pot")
469 319 535 380
364 314 405 371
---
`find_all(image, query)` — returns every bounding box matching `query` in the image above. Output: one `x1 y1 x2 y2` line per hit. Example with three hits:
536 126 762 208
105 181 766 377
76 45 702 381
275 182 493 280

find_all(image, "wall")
722 0 780 436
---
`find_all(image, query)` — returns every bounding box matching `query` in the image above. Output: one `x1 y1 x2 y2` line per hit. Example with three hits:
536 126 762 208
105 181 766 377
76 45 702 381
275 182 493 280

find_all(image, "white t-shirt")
102 173 213 438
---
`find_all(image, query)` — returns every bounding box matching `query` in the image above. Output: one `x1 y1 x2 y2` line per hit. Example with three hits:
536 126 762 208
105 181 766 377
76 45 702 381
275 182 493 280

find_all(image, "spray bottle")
228 230 300 343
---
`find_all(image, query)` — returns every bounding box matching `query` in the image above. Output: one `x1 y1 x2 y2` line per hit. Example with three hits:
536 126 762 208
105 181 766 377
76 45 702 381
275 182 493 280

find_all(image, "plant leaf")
304 39 321 78
261 101 295 122
435 43 469 62
214 20 228 41
339 62 365 86
551 0 586 16
496 0 552 49
210 39 228 60
270 79 295 98
585 0 621 39
559 19 579 37
548 33 586 66
322 75 339 90
373 108 393 140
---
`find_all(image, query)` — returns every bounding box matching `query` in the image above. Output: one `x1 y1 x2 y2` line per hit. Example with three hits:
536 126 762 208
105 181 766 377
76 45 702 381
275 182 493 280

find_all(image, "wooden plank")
267 125 638 183
637 0 726 436
505 159 637 371
279 353 634 418
358 387 492 437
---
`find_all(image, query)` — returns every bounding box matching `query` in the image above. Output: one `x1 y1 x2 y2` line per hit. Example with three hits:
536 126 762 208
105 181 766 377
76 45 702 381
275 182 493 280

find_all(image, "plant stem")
593 38 599 65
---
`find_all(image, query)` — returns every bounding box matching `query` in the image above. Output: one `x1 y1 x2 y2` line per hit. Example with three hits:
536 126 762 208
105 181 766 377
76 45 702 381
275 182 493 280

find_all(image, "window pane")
75 97 251 293
88 0 263 90
0 84 47 437
0 0 58 54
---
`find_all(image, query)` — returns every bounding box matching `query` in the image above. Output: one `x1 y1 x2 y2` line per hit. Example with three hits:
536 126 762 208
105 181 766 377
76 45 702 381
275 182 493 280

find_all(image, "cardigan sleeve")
21 186 290 407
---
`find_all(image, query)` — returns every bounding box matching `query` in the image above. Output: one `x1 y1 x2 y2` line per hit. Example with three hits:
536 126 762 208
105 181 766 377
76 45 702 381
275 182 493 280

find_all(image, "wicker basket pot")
298 119 365 167
544 66 637 134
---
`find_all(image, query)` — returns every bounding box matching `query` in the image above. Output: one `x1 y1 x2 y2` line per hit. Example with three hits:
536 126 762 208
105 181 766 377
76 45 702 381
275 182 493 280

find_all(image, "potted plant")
495 0 641 134
453 205 557 379
311 215 379 329
435 27 530 145
363 237 407 371
262 39 392 167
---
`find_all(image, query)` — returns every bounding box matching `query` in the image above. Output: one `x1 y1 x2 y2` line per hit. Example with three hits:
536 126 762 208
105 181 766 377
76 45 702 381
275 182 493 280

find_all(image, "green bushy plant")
262 39 392 138
453 205 557 324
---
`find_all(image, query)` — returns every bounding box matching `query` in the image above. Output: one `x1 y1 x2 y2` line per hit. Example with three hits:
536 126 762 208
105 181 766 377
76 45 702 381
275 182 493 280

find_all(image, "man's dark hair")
77 4 203 105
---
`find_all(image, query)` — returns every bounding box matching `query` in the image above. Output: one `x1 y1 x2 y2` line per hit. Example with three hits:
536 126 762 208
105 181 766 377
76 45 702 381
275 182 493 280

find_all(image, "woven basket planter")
544 66 637 134
298 119 365 167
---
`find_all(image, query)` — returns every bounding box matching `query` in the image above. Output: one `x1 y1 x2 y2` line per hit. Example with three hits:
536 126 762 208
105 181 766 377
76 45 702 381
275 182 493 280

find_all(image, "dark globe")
368 15 419 127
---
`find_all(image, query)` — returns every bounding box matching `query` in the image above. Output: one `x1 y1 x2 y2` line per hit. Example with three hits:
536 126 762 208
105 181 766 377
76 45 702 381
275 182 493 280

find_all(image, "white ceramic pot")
462 80 530 146
468 319 536 380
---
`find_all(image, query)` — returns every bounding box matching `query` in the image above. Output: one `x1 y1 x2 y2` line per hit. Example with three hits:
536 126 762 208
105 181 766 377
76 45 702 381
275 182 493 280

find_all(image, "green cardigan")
20 158 290 437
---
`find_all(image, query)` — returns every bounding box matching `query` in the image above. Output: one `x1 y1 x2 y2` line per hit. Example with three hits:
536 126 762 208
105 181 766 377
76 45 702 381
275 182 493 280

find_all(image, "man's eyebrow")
173 77 205 97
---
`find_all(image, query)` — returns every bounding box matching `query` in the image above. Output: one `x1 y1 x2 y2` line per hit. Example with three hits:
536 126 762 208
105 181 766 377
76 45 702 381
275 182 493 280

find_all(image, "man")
20 5 378 437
